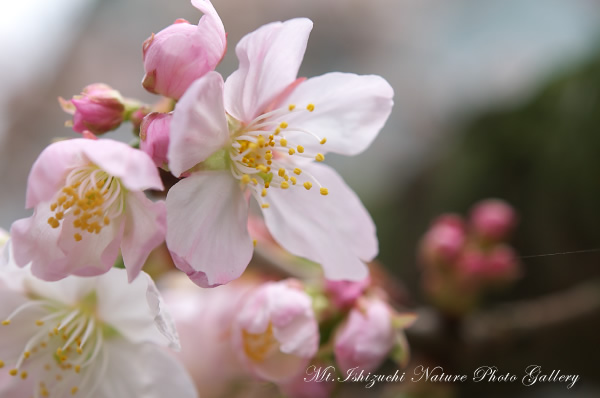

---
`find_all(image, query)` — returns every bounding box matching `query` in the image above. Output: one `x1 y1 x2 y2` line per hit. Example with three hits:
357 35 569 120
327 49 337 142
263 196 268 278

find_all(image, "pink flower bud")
486 245 520 281
142 0 226 100
456 248 488 278
420 214 466 265
470 199 517 241
325 275 371 308
59 83 125 135
334 298 395 373
232 279 319 383
140 112 172 168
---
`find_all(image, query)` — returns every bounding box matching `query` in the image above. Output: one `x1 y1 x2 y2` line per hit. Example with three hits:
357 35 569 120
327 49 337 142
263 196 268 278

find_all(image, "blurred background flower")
2 0 600 397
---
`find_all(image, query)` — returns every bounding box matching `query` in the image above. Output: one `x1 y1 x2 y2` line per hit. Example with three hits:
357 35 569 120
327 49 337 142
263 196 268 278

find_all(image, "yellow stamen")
74 233 83 242
315 153 325 162
9 369 18 376
2 320 10 326
290 176 297 185
36 320 44 326
307 103 315 112
303 182 312 190
241 174 250 184
21 371 28 379
71 386 79 395
320 137 327 144
288 104 296 111
297 145 304 153
288 148 295 155
261 188 267 197
281 181 289 189
320 187 329 196
253 239 257 247
261 203 270 209
280 138 287 147
279 122 288 129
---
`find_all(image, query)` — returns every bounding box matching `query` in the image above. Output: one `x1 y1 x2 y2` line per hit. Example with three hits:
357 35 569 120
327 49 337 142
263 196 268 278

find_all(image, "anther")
241 174 250 184
280 138 287 147
281 181 290 189
288 148 295 155
71 386 79 395
315 153 325 162
21 371 28 379
74 233 83 242
320 138 327 145
253 239 257 247
307 103 315 112
2 320 10 326
9 369 18 376
36 320 45 326
303 182 313 190
261 203 270 209
261 188 267 197
279 122 288 129
0 360 4 368
290 176 297 185
297 145 304 153
288 104 296 111
320 187 329 196
278 168 285 177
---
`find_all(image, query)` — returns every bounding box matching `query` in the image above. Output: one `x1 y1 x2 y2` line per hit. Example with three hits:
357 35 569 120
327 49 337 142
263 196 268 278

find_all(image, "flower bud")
140 112 172 168
420 214 466 266
470 199 517 241
325 275 371 309
59 83 125 135
486 245 520 281
142 0 226 100
232 279 319 383
334 298 396 373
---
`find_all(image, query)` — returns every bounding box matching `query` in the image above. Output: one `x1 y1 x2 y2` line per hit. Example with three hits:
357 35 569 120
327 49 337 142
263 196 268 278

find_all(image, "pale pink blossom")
140 112 172 168
142 0 226 100
232 279 319 383
59 83 126 135
470 199 517 241
0 258 196 398
10 138 165 282
334 298 413 373
161 273 257 397
167 18 393 287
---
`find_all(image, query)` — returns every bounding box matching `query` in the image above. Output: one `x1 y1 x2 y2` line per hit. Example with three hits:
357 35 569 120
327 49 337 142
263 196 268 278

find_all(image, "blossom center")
0 292 108 396
227 103 329 208
47 165 125 242
242 323 278 362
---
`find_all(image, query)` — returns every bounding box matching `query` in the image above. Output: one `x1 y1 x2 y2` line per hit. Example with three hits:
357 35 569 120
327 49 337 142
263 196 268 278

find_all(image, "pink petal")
283 72 394 156
165 171 253 287
121 193 167 282
261 163 376 281
79 139 163 191
168 72 229 177
25 139 90 208
10 204 122 280
224 18 313 122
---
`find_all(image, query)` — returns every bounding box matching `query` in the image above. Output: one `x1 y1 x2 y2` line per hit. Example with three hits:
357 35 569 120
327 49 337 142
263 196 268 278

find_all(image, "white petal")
121 193 166 282
283 72 394 155
95 340 198 398
262 163 376 281
225 18 313 122
168 72 229 177
95 268 178 348
166 172 253 287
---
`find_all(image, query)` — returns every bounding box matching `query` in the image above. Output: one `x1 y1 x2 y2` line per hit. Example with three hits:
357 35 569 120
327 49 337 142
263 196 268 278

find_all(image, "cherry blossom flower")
231 279 319 383
167 18 393 287
142 0 226 100
10 138 166 282
0 258 197 398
